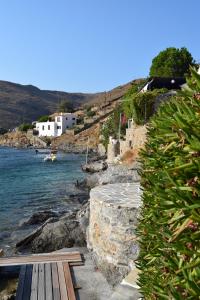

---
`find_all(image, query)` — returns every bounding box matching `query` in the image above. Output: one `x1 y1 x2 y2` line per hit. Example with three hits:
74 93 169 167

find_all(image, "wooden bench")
16 262 76 300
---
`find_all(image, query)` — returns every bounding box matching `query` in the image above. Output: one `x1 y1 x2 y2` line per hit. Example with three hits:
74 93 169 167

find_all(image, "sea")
0 147 85 254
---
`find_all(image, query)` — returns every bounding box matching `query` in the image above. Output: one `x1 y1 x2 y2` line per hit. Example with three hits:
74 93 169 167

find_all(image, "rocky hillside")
0 81 98 129
0 79 139 129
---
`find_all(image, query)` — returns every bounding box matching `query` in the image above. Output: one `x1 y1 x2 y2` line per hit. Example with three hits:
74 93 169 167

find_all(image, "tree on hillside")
58 99 74 113
149 47 195 77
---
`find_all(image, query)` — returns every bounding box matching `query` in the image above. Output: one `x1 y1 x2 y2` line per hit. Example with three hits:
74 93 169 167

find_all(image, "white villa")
36 113 77 137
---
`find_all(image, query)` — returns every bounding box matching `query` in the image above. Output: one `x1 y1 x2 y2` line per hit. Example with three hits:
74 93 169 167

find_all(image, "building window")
66 117 68 120
42 125 45 130
72 117 75 120
48 125 50 130
72 122 75 125
57 117 60 122
66 126 69 128
57 126 61 129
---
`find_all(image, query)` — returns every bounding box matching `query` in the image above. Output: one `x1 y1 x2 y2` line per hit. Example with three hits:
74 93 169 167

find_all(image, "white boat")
44 153 57 162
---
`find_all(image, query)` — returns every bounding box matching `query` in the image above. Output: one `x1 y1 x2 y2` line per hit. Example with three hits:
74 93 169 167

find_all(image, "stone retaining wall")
88 183 141 284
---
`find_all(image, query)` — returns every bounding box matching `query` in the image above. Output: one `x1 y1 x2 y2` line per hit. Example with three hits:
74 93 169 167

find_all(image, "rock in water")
20 210 59 226
16 217 56 249
31 212 86 253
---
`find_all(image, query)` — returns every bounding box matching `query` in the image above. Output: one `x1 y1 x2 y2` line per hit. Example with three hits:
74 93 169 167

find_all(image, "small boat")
44 153 57 162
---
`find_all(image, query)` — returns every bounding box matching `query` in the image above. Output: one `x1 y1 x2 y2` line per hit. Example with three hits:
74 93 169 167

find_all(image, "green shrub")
149 47 195 77
137 69 200 299
37 115 50 122
123 89 168 125
0 128 8 135
86 110 95 117
100 105 126 147
18 123 34 132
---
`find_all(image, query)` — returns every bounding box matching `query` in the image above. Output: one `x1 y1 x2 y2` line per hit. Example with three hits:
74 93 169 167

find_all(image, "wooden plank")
69 262 84 267
52 262 61 300
38 264 45 300
22 265 33 300
35 252 80 257
30 264 39 300
63 263 76 300
0 252 82 267
16 265 26 300
45 263 53 300
57 262 69 300
0 253 81 264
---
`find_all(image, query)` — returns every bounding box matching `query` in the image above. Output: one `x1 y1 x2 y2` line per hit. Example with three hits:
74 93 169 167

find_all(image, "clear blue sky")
0 0 199 93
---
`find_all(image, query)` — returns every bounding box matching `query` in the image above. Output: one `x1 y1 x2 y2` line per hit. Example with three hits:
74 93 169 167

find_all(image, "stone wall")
88 182 141 284
120 125 147 156
107 139 120 163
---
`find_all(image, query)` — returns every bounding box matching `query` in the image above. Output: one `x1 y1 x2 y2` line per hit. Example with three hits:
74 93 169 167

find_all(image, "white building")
36 113 77 137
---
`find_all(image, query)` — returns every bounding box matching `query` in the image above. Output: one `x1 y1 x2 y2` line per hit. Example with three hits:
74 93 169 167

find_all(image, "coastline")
0 152 142 299
0 147 88 255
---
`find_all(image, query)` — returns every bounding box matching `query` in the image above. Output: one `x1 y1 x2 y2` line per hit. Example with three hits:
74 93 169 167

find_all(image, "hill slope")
0 79 139 129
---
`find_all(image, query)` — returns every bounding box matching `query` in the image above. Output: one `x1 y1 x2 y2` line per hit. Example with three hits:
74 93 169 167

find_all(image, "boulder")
82 161 108 173
16 217 56 250
76 202 90 236
31 212 86 253
20 210 59 227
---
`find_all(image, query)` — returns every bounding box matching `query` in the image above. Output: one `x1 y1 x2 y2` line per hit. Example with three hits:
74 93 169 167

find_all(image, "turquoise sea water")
0 147 85 253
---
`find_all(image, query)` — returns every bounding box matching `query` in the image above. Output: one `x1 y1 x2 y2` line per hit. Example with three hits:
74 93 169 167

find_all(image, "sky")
0 0 199 93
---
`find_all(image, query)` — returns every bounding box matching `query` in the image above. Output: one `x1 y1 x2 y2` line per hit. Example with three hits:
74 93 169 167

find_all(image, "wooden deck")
0 252 83 300
15 262 76 300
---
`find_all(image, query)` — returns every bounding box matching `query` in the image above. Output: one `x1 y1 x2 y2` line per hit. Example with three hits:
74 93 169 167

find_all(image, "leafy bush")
37 115 50 122
18 123 34 132
125 79 147 96
77 116 84 125
100 105 126 147
0 128 8 135
123 89 168 125
149 47 195 77
137 69 200 299
86 110 95 117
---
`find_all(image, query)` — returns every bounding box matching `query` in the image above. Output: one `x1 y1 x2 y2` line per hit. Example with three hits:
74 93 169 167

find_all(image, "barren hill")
0 79 140 129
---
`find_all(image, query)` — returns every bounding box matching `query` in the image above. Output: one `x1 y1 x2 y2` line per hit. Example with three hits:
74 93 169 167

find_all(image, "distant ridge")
0 79 137 129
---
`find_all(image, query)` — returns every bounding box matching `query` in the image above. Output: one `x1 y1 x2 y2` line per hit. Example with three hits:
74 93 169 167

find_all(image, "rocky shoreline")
1 156 141 299
13 157 141 289
13 160 101 254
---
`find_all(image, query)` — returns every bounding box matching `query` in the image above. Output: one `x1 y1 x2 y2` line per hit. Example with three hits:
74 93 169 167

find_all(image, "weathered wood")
45 263 53 300
0 252 82 266
30 264 39 300
22 265 33 300
0 249 4 257
15 265 26 300
63 263 76 300
6 252 82 300
57 262 69 300
52 262 61 300
38 264 45 300
69 261 84 267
